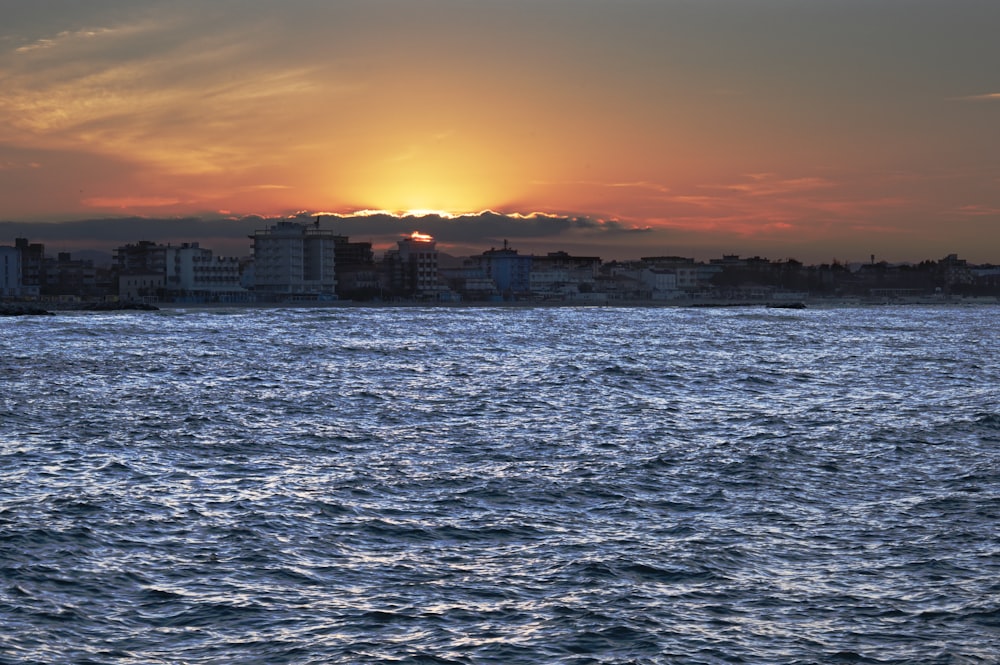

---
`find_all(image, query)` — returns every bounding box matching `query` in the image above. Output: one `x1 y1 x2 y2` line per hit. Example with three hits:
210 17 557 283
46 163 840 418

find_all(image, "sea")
1 304 998 664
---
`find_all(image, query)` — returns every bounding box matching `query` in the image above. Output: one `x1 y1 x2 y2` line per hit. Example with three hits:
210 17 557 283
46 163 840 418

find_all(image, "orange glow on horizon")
2 1 998 263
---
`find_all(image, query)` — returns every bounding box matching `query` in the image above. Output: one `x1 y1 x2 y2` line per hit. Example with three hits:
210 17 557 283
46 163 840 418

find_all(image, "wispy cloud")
647 215 802 237
806 197 909 216
956 204 1000 216
604 180 672 194
82 196 182 208
240 184 293 192
531 179 671 194
0 11 348 176
949 92 1000 102
0 159 42 170
709 174 836 197
14 26 129 53
665 195 722 208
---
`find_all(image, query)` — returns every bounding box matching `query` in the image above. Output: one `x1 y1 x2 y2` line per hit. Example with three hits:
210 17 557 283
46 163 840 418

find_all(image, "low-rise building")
118 273 164 302
640 268 684 300
440 264 499 301
165 243 248 302
529 252 600 300
642 257 696 291
529 265 574 299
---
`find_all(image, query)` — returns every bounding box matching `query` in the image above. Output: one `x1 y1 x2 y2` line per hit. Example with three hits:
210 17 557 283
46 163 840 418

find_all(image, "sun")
358 180 492 218
401 209 459 218
327 140 521 217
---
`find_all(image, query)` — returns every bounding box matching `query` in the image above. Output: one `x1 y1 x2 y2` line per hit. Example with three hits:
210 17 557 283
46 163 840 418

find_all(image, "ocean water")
1 305 998 664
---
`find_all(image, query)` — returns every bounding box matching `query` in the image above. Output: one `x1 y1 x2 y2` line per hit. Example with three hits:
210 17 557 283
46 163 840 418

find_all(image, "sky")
1 0 998 263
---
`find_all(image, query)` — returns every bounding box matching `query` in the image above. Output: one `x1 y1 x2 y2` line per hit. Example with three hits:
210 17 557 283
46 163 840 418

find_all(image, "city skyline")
2 1 999 263
2 212 992 269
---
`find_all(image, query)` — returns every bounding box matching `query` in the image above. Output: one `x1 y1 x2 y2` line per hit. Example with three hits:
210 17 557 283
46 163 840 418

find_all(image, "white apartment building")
165 243 245 300
530 266 571 297
251 221 337 298
119 273 164 302
530 266 597 299
640 268 684 300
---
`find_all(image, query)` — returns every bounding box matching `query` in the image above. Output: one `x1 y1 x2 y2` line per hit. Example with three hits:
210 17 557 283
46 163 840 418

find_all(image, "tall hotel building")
250 220 338 299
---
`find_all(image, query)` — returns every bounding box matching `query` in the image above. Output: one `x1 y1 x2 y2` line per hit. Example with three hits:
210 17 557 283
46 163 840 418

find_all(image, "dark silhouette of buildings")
3 228 999 304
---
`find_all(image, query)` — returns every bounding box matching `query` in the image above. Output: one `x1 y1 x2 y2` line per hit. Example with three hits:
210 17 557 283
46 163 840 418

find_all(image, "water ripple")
2 306 998 663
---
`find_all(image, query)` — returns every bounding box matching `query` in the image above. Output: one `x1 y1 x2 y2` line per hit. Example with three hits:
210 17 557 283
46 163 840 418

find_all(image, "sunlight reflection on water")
1 305 998 663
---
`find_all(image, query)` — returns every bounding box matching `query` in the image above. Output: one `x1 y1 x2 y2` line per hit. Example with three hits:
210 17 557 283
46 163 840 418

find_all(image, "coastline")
5 294 999 316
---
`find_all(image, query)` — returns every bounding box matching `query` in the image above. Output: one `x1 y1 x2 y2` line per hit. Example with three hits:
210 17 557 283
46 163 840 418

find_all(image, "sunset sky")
2 0 998 262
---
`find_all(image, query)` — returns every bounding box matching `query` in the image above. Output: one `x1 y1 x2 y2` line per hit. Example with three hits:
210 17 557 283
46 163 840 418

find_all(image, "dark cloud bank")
1 211 650 258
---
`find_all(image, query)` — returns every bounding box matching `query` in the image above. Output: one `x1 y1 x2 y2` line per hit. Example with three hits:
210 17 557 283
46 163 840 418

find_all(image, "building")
534 251 602 275
118 273 165 302
112 241 169 301
601 262 653 300
114 240 167 275
530 251 601 300
164 242 247 302
640 268 682 300
440 264 499 301
333 236 379 300
642 256 708 292
0 246 22 298
382 231 442 297
471 241 532 298
941 253 973 289
15 238 44 298
250 220 338 300
112 239 249 302
44 252 100 300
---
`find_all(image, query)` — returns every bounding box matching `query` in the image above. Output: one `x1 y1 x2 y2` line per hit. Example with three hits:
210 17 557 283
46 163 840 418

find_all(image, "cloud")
0 9 348 175
1 211 645 257
645 214 803 238
14 26 126 53
806 197 909 216
956 204 1000 216
0 159 42 170
664 195 723 208
950 92 1000 102
313 210 647 243
240 184 293 192
532 179 672 194
603 181 672 194
82 196 182 208
710 174 837 197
